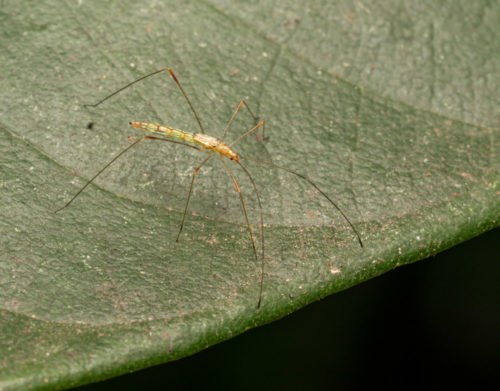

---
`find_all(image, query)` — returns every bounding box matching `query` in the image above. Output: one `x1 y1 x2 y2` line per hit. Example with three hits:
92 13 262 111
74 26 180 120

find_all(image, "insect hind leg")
220 155 264 308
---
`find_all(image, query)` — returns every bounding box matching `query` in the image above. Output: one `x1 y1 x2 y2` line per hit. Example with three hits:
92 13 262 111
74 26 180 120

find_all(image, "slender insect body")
57 67 364 309
131 120 239 161
130 121 195 143
194 133 239 161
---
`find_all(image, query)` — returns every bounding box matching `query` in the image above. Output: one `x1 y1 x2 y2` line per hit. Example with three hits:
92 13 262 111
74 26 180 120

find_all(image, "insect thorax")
194 133 239 160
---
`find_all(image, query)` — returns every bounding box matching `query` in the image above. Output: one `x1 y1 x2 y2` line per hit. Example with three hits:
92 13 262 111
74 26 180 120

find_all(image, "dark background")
78 226 499 390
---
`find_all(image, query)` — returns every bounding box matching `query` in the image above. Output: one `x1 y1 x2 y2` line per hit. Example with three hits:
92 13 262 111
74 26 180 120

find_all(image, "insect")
55 67 364 308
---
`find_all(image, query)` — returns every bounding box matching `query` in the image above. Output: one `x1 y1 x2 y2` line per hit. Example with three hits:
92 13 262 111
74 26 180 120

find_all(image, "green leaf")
0 0 498 389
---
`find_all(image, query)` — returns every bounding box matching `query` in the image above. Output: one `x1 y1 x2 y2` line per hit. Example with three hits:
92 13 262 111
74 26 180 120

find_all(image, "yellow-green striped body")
130 121 239 161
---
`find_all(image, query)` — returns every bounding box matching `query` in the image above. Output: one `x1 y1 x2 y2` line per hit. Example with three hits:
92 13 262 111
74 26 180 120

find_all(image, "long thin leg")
241 101 266 140
83 67 205 134
235 160 265 309
218 101 266 307
84 68 172 108
220 100 245 140
55 135 201 213
176 153 215 242
240 155 364 248
220 156 262 307
166 69 205 134
220 100 265 141
230 121 265 147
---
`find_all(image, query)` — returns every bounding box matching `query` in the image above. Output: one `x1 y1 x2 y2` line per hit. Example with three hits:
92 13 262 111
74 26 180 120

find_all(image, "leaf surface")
0 0 498 389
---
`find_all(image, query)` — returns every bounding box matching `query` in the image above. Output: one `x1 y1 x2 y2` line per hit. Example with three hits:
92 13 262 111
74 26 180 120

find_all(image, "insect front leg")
220 100 266 142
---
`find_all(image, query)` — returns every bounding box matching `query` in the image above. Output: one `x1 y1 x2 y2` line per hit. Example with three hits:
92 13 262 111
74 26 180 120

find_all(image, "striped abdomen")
130 121 239 161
